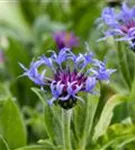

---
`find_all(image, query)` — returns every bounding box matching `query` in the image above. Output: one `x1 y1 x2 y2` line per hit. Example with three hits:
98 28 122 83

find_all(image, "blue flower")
20 46 115 109
53 31 79 50
99 3 135 51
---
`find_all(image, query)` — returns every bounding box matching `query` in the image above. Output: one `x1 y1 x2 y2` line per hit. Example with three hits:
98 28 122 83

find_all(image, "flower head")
99 3 135 51
20 47 115 109
53 31 79 50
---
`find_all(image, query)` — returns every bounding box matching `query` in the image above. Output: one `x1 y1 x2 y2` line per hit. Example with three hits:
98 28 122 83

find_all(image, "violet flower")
99 3 135 51
53 31 79 50
20 47 115 109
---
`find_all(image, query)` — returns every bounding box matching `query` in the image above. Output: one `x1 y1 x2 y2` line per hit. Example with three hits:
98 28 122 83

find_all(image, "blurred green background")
0 0 135 150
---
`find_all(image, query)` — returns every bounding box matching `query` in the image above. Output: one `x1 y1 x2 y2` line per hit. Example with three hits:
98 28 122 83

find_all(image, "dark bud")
106 0 122 7
58 97 77 109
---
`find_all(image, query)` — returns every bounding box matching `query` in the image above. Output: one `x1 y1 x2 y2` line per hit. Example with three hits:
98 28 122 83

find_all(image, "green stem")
62 109 72 150
117 42 131 90
126 49 135 81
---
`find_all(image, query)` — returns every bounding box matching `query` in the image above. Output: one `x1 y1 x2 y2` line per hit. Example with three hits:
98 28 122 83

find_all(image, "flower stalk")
77 100 91 150
62 109 72 150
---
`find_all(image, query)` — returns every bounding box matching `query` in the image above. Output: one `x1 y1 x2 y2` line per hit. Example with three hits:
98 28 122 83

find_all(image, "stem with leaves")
62 109 72 150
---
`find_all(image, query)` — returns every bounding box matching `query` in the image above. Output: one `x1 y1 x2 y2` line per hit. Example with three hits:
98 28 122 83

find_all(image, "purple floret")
53 31 79 50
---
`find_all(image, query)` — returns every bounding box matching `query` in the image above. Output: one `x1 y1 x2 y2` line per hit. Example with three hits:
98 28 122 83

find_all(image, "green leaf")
117 136 135 149
0 82 12 101
129 78 135 100
0 135 10 150
31 87 45 105
22 106 47 141
99 123 135 150
15 145 46 150
126 49 135 81
31 87 63 146
0 98 27 149
73 94 99 149
128 79 135 122
6 38 37 106
100 135 132 150
6 38 30 77
93 94 127 142
44 104 63 146
116 42 132 89
71 1 101 39
38 139 57 150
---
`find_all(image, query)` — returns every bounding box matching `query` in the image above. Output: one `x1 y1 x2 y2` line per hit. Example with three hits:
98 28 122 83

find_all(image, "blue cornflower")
53 31 79 50
99 2 135 51
20 47 115 109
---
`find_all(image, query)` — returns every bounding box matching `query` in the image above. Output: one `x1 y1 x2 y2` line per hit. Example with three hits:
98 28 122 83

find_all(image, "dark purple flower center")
121 20 135 33
53 69 87 109
54 69 87 92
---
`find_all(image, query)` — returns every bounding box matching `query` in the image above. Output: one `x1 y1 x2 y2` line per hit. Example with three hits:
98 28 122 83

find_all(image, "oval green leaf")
0 98 27 149
93 94 127 142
